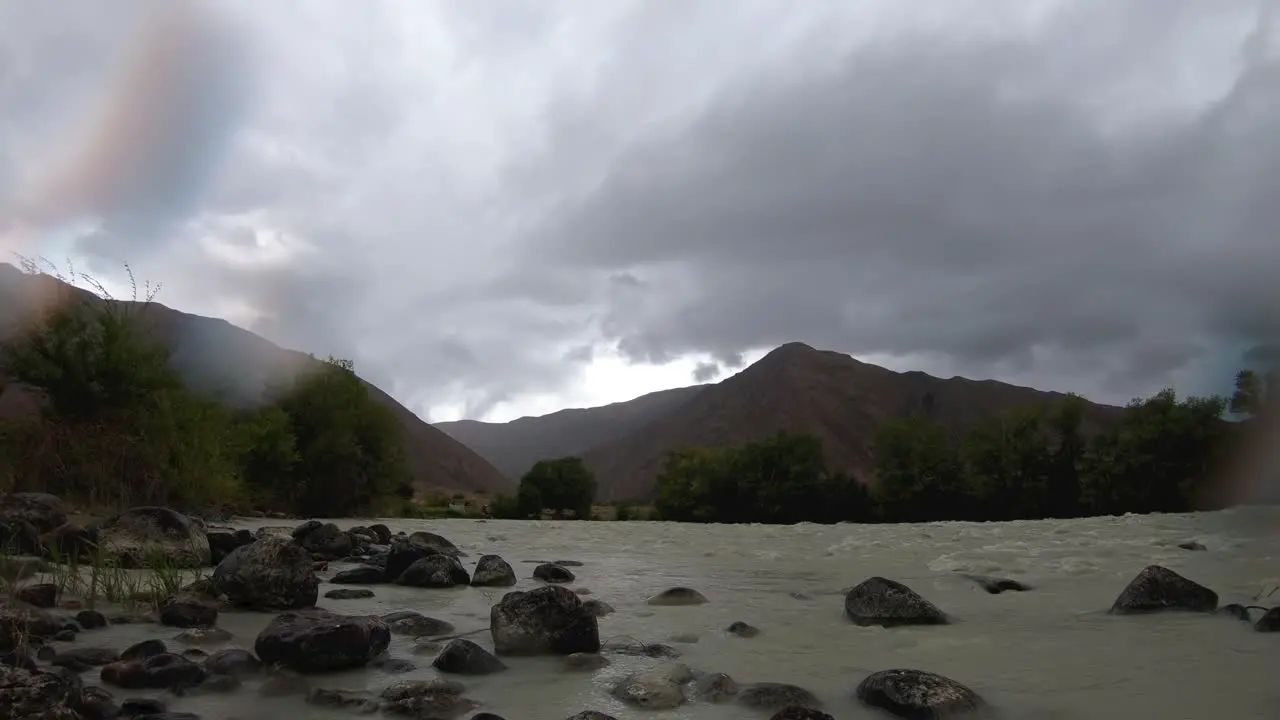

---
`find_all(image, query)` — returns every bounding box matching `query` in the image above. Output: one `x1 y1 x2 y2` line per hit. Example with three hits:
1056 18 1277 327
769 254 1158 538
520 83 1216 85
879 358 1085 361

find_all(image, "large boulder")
212 536 319 610
408 531 464 557
844 577 948 627
297 523 353 560
0 493 66 534
397 555 470 588
384 539 437 582
0 664 83 720
255 608 390 673
205 529 254 565
96 507 209 568
471 554 517 587
855 668 986 718
1109 565 1218 614
490 585 600 656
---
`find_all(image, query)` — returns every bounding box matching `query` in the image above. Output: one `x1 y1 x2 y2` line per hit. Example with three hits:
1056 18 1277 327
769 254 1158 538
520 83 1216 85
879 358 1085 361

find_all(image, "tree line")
654 377 1265 524
0 271 412 517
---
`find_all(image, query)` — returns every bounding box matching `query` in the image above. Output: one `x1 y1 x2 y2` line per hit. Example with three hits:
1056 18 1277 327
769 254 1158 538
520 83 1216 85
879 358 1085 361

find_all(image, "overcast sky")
1 0 1277 422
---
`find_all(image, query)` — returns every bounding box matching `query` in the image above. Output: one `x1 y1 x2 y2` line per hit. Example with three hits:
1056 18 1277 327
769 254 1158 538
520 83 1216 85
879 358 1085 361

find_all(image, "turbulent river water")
71 508 1280 720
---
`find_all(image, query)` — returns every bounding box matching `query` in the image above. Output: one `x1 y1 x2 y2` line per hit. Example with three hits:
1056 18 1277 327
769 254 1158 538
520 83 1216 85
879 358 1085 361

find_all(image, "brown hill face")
580 342 1122 501
0 264 511 495
436 384 706 479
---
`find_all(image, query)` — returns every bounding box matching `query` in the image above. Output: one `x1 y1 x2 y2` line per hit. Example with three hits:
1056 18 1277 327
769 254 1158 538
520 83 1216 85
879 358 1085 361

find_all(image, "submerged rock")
960 574 1031 594
844 577 948 627
564 652 610 671
159 593 217 629
397 555 470 588
212 536 319 610
646 587 708 606
255 608 390 673
565 713 618 720
490 585 600 656
855 668 986 719
382 611 454 637
432 638 508 675
727 621 760 638
204 648 262 676
331 565 385 584
738 683 820 711
691 672 739 702
325 588 375 600
1254 607 1280 632
771 707 835 720
533 563 575 583
96 507 210 568
1216 604 1253 622
610 662 691 709
100 652 205 691
471 554 517 587
1108 565 1218 614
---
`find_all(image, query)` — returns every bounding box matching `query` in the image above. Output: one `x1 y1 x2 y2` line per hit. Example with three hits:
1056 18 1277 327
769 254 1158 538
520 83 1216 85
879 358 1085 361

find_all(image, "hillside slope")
581 342 1123 501
436 385 705 478
0 264 511 495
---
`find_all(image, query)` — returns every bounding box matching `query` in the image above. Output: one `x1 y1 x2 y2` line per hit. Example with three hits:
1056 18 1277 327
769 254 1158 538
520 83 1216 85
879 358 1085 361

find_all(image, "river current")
76 508 1280 719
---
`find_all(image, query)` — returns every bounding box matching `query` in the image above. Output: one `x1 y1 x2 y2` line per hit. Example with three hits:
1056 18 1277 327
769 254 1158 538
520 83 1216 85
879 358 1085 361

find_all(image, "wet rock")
97 507 210 569
432 638 507 675
325 588 375 600
75 610 108 630
382 611 455 637
159 593 217 629
771 707 835 720
855 668 986 719
15 583 57 609
1 601 64 647
565 713 617 720
582 599 614 617
297 523 352 560
1254 607 1280 632
384 539 437 582
1109 565 1218 614
646 587 708 606
100 653 205 691
610 662 691 710
960 574 1031 594
0 493 67 534
119 640 166 662
77 684 120 719
1177 540 1207 551
307 687 380 713
212 536 319 610
378 677 477 718
203 648 262 677
51 647 119 669
367 524 392 544
602 640 681 659
691 672 739 702
173 627 232 646
396 555 470 588
490 585 600 656
472 715 507 720
121 697 166 715
181 648 208 661
379 678 466 701
330 565 385 584
40 524 95 562
205 529 254 565
255 608 390 672
727 621 759 638
371 657 416 673
407 531 464 557
0 664 83 720
470 555 517 587
844 577 948 627
738 683 821 711
533 563 575 583
1216 604 1252 622
51 629 75 642
564 652 609 671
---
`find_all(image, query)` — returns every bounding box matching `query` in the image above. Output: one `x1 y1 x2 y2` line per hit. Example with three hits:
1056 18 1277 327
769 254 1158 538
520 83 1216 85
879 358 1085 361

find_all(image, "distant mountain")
442 341 1124 501
0 263 512 495
436 385 706 479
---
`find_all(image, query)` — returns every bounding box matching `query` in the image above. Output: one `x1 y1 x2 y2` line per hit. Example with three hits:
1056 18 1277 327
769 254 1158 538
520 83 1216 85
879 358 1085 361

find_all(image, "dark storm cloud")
515 0 1280 403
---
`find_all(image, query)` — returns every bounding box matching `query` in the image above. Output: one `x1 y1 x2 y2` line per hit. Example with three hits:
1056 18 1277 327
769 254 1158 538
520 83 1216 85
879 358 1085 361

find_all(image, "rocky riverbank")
2 491 1278 719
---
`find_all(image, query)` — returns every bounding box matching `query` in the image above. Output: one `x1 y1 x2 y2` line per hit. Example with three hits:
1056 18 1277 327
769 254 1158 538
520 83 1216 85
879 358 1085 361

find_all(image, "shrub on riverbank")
0 263 411 517
653 381 1252 524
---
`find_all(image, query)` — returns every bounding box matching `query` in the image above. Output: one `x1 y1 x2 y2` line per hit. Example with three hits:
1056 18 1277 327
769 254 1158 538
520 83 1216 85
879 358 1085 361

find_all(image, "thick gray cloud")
1 0 1276 421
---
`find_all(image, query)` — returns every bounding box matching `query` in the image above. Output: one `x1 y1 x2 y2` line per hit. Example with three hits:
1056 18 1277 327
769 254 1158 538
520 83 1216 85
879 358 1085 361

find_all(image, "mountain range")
1 262 1123 503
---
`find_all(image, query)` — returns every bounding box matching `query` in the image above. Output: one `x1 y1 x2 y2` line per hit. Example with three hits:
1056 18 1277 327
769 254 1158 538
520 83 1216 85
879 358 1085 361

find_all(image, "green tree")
872 416 968 522
269 356 412 517
1230 369 1272 417
962 407 1050 520
516 456 596 519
